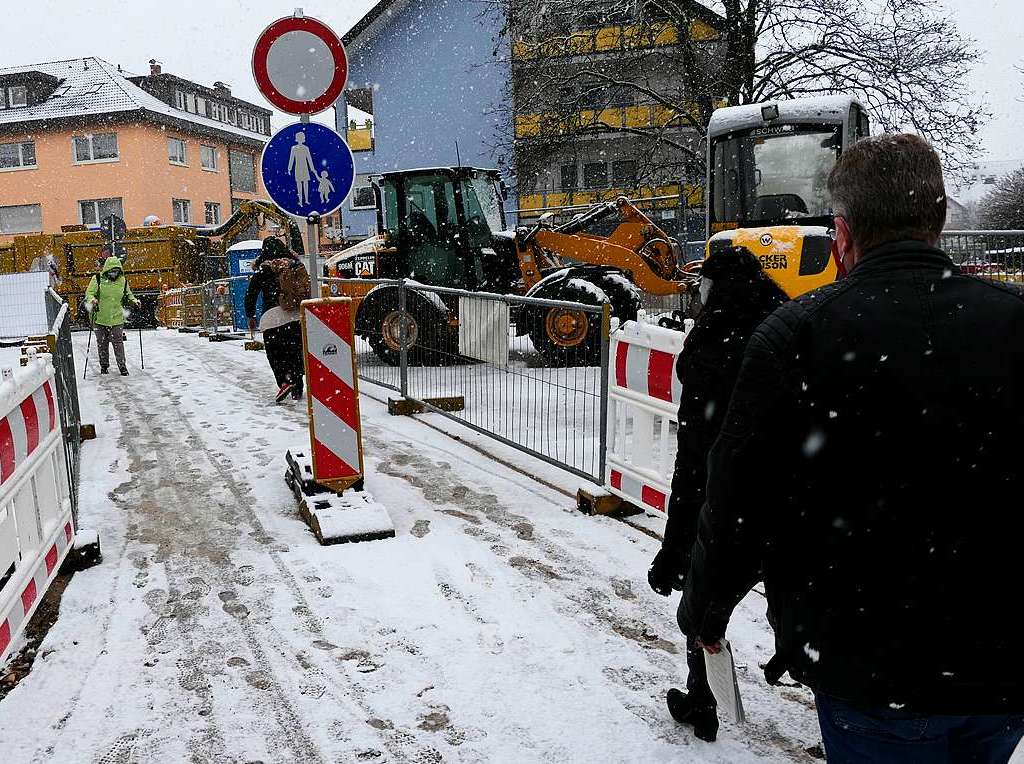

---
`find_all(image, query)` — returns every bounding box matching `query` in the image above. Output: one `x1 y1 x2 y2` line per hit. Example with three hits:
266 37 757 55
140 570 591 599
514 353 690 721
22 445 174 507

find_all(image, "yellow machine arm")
196 199 305 254
522 197 692 296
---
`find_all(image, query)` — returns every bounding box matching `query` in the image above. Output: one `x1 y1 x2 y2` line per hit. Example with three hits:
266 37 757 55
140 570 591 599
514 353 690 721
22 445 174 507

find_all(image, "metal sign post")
307 213 320 297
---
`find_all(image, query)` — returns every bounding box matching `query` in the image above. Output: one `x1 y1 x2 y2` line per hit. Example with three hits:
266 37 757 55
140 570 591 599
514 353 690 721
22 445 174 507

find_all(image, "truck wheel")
529 278 606 367
589 271 641 326
359 289 455 367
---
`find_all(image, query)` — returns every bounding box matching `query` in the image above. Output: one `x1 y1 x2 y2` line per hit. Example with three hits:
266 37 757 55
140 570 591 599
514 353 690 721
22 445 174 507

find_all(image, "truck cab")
706 95 871 296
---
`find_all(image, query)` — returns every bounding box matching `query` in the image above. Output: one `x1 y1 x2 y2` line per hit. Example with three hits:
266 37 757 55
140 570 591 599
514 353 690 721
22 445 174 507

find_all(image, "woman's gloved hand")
648 548 685 596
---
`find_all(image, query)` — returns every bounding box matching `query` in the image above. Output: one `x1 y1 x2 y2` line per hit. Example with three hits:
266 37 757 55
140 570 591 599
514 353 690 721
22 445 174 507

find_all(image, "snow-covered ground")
0 330 823 763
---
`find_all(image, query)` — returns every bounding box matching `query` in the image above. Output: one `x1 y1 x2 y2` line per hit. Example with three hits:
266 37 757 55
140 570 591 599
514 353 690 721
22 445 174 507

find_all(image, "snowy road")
0 330 822 763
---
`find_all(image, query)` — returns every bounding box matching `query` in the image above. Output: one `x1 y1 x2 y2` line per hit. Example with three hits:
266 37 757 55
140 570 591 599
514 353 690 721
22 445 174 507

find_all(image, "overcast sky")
4 0 1022 163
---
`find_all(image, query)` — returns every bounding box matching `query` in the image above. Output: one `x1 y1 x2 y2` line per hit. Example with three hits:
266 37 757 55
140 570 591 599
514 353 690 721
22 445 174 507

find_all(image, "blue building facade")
339 0 513 240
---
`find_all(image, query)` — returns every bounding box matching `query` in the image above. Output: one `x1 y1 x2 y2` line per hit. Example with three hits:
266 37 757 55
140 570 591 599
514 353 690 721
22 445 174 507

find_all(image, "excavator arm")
521 197 692 296
195 199 305 254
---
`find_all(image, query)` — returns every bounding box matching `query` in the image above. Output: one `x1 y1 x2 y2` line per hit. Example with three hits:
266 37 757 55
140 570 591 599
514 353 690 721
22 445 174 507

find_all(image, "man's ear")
834 216 859 272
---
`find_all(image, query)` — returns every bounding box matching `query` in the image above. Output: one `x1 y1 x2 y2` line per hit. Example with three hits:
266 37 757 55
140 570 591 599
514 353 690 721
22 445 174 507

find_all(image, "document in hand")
704 639 746 723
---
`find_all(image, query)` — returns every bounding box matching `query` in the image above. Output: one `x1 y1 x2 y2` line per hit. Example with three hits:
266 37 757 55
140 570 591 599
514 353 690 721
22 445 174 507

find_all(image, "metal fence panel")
44 289 82 525
392 282 610 483
940 230 1024 281
325 277 611 481
0 271 50 339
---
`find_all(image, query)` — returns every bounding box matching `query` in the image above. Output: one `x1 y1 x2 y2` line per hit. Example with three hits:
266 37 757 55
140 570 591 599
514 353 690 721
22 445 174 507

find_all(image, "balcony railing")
347 125 374 152
512 20 718 60
516 183 704 215
514 103 699 139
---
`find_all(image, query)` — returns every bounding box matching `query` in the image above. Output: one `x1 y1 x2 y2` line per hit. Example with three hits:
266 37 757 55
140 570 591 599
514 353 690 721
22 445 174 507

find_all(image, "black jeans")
264 321 304 393
686 635 716 708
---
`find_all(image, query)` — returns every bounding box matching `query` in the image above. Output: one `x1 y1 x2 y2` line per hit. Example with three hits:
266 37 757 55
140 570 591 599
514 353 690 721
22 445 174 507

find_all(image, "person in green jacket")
85 255 141 376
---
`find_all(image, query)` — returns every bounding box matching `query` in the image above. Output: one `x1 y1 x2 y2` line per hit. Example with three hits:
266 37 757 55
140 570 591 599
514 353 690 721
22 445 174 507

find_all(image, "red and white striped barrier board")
0 520 73 662
614 336 682 407
301 298 364 493
1 363 75 665
1 379 56 485
606 319 689 516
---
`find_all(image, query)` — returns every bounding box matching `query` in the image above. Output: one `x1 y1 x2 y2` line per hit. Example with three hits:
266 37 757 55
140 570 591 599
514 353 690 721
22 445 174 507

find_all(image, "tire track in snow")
130 345 453 763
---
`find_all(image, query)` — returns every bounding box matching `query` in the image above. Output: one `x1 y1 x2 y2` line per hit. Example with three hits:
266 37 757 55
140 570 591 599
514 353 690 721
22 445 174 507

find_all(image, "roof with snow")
0 57 268 145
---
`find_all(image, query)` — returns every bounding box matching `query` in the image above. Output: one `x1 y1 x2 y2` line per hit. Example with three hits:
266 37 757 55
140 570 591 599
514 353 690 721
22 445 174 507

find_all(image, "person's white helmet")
143 214 161 227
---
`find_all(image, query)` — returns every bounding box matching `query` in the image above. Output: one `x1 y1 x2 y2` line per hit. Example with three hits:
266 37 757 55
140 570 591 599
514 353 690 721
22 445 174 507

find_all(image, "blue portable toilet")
227 240 264 331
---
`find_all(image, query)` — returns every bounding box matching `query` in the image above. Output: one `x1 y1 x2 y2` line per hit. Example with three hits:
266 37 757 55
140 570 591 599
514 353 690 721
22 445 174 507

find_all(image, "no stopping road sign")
252 15 348 116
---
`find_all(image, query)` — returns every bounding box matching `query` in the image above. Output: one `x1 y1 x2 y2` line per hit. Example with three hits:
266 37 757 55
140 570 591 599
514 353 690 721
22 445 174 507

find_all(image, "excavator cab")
706 96 871 297
372 167 519 293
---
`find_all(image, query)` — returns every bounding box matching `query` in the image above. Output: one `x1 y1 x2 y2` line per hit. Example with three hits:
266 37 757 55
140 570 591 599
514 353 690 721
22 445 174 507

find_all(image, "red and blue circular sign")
252 15 348 116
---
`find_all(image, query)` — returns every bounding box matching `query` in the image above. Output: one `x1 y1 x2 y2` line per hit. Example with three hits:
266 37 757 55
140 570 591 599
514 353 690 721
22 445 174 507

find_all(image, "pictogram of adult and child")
287 131 335 206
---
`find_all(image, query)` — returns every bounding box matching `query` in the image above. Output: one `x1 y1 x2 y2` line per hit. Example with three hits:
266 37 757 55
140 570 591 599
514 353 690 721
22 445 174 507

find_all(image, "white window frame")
73 132 119 164
0 140 37 172
6 86 27 108
195 96 207 117
0 203 42 234
174 89 187 110
172 198 192 225
168 137 187 166
78 198 123 227
350 174 377 210
204 201 221 225
200 144 218 172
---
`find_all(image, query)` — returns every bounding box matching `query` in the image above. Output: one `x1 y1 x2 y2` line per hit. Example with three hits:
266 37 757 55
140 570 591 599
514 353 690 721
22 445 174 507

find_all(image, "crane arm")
195 200 305 254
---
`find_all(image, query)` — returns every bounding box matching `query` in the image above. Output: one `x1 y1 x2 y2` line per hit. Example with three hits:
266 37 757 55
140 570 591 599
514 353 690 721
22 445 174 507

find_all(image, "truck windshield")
461 175 506 233
711 125 840 229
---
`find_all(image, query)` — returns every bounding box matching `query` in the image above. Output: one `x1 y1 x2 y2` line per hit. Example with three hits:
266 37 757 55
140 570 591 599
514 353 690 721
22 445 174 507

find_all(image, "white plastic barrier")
605 317 688 515
0 359 74 664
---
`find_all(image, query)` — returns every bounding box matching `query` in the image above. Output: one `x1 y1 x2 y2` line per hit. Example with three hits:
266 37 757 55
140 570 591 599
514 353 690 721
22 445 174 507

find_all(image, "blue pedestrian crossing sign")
261 122 355 218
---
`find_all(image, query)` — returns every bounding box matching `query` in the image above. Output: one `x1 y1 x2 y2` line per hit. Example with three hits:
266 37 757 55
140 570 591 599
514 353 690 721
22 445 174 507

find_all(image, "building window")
200 145 218 171
172 199 192 224
611 160 638 186
0 203 42 234
195 96 207 117
174 89 187 110
0 140 36 170
168 137 187 166
204 202 221 225
350 174 376 210
560 164 578 191
74 133 118 163
583 161 608 189
0 85 27 110
79 198 123 226
229 149 256 193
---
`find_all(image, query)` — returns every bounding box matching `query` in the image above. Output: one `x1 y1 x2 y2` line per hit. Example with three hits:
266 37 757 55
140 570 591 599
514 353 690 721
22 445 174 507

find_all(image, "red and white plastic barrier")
301 298 364 492
0 360 75 664
606 318 688 515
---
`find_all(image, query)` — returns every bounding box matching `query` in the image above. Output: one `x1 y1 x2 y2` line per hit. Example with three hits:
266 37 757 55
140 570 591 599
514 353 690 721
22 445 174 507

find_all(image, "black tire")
528 278 606 367
588 270 641 326
359 288 457 367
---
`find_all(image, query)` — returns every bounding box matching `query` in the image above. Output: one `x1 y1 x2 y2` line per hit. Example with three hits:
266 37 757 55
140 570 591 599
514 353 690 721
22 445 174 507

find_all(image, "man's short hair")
828 133 947 252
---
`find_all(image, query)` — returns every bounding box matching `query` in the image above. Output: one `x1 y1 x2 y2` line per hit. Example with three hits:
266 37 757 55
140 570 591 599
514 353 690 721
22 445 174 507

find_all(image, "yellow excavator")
0 200 302 326
703 94 871 296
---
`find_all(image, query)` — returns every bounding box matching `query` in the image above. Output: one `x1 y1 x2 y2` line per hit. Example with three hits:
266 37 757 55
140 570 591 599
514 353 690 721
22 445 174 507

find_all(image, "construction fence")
940 230 1024 281
324 279 611 484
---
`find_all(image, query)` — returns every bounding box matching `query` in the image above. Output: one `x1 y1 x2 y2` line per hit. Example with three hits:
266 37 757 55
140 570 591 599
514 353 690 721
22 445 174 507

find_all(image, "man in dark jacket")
648 247 788 742
680 133 1024 761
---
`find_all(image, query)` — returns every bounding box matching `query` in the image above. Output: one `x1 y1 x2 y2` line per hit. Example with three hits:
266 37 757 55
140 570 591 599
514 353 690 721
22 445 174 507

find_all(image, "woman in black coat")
648 245 789 741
